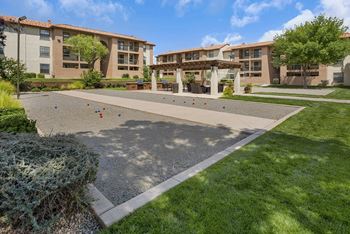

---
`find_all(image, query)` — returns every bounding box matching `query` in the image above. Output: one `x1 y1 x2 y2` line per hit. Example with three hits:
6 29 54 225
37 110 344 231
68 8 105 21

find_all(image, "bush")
272 78 280 84
244 83 253 94
81 70 102 88
24 73 36 79
41 87 52 92
0 80 15 94
0 108 36 133
122 73 130 79
133 75 139 79
0 91 21 109
37 73 45 79
0 133 99 232
68 81 85 90
225 79 234 88
31 87 41 92
223 86 234 97
185 73 196 84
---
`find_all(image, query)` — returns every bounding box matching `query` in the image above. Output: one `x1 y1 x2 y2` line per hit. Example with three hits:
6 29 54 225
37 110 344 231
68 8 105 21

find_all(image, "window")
143 45 147 52
143 56 147 65
229 52 235 60
63 63 78 69
118 66 128 70
242 61 249 71
118 53 127 64
129 42 139 52
39 46 50 58
40 29 50 40
252 61 261 71
208 50 215 58
130 66 139 71
80 63 89 69
118 40 128 51
287 64 302 70
253 48 262 58
241 49 249 59
63 46 78 61
63 32 70 42
168 55 174 62
0 45 4 55
129 54 138 65
40 64 50 74
333 72 344 83
252 73 261 77
185 52 199 61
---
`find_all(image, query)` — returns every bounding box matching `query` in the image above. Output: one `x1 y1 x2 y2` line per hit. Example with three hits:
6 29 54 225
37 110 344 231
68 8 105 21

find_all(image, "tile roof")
158 44 229 57
0 15 51 28
341 32 350 38
223 41 274 51
0 15 154 44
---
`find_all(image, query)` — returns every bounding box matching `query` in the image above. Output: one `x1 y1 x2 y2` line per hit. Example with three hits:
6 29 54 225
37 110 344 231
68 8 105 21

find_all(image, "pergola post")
151 70 157 91
210 66 219 95
176 68 183 94
160 70 164 79
234 68 241 94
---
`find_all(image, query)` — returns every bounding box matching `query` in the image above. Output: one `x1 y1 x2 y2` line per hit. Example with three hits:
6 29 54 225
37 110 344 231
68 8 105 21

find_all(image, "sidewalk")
244 94 350 104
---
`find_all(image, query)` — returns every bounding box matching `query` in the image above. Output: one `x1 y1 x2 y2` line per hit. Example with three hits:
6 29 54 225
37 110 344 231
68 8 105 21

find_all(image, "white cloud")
320 0 350 27
59 0 128 22
231 0 293 27
135 0 144 4
259 9 315 41
295 2 303 11
230 15 258 27
24 0 53 17
201 33 242 47
161 0 202 16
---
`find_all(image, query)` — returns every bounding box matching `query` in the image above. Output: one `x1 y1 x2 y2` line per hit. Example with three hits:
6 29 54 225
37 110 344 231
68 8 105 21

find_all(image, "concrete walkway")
252 87 334 95
57 90 275 132
244 93 350 104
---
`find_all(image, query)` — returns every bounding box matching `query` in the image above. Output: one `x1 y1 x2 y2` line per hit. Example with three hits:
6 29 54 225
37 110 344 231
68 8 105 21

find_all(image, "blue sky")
1 0 350 55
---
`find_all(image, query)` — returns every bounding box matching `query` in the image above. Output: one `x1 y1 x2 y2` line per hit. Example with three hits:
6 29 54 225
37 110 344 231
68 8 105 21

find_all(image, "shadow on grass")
102 130 350 233
75 120 251 206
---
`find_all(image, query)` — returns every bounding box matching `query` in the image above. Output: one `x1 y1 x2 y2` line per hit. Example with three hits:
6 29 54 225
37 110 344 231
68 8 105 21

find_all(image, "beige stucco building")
0 16 155 78
157 35 350 86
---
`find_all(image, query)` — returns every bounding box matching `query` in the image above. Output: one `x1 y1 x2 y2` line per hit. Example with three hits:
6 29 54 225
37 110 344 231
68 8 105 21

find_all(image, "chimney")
48 19 52 24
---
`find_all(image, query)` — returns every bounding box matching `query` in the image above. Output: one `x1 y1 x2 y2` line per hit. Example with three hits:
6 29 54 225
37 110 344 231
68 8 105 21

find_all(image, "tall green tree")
273 15 350 88
66 34 108 70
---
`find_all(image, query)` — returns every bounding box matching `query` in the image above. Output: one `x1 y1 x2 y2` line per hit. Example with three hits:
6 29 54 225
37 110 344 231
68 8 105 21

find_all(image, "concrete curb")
242 94 350 104
89 106 305 227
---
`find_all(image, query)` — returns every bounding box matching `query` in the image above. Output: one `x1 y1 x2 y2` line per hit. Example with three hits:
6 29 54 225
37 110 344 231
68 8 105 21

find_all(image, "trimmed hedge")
0 133 99 232
0 108 37 133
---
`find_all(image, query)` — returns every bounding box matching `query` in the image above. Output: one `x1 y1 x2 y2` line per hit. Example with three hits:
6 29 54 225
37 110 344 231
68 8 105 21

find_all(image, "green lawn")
102 96 350 234
254 87 350 100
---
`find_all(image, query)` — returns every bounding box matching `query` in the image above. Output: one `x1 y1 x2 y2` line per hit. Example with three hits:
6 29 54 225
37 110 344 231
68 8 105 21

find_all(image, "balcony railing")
63 54 78 61
129 59 138 65
118 59 128 64
251 66 262 71
129 47 139 52
118 45 128 51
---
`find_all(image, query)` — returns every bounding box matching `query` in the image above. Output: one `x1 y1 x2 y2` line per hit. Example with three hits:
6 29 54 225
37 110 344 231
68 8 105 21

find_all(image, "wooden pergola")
150 60 242 95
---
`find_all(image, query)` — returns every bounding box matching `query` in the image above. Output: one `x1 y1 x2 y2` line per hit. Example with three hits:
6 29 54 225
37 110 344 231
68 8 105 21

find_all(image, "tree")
143 66 151 81
273 15 350 88
0 57 26 98
0 18 6 48
66 34 108 70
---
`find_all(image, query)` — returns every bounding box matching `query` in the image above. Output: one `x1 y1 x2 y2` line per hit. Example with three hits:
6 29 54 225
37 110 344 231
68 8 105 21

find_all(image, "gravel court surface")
20 92 250 206
82 89 300 120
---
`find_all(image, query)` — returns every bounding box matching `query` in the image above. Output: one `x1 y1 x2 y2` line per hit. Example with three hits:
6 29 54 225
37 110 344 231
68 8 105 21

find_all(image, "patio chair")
136 79 144 90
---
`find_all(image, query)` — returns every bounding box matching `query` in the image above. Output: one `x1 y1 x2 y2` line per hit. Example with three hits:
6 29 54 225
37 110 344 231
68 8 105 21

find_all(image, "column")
234 68 241 94
210 66 219 95
151 70 157 91
160 70 164 79
176 68 183 94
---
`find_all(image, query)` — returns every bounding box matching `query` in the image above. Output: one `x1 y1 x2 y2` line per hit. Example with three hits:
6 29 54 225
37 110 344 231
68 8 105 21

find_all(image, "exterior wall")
344 55 350 86
280 65 328 86
223 46 274 85
143 44 154 66
3 25 52 77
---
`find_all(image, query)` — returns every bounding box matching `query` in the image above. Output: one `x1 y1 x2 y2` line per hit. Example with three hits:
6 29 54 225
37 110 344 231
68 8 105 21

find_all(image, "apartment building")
0 16 155 78
157 35 350 86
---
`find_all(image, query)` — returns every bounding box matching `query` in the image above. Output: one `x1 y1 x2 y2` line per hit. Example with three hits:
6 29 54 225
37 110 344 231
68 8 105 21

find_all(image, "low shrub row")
0 108 37 133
